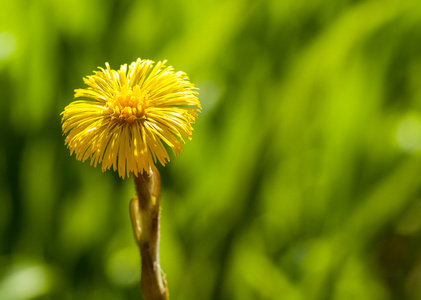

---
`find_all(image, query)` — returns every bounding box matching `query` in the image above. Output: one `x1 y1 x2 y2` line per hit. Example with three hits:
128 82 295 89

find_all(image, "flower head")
61 58 201 179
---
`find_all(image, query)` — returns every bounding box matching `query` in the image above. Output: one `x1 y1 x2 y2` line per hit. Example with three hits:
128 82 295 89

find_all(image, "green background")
2 0 421 299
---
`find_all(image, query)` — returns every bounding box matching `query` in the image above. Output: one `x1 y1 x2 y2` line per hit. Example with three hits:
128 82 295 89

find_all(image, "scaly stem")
130 168 168 300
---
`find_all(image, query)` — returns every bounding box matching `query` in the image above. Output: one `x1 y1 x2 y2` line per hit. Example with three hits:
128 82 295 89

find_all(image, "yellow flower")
61 58 201 179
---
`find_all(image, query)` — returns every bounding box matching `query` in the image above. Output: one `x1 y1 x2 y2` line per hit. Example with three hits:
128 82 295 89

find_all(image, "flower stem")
130 169 168 300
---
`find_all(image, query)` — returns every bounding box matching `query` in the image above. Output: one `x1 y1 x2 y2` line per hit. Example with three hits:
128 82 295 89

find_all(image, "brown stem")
130 168 168 300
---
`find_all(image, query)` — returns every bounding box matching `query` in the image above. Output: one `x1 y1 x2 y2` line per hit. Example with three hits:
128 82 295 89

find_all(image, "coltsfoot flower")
61 58 201 179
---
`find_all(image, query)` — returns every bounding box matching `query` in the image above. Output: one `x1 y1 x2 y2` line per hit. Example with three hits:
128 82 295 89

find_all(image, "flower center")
107 87 147 122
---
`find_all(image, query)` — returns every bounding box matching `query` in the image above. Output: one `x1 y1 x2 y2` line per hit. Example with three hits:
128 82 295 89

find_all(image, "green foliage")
2 0 421 299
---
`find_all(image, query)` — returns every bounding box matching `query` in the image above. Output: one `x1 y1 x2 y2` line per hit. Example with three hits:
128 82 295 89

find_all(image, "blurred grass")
2 0 421 299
